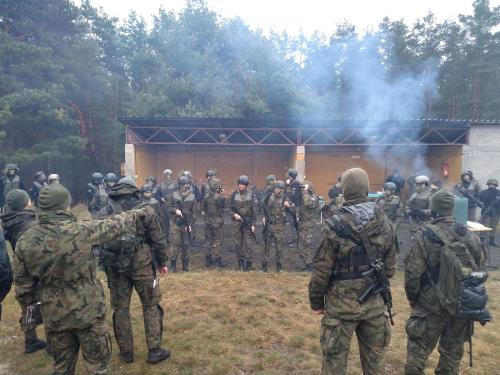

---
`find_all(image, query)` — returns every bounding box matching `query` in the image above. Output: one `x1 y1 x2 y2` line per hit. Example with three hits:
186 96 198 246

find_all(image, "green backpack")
424 225 491 322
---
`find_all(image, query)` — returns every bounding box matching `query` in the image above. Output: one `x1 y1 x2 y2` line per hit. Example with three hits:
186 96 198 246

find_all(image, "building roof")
118 117 470 146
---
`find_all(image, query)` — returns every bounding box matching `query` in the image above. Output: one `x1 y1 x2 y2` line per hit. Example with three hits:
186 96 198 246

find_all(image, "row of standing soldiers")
86 169 320 273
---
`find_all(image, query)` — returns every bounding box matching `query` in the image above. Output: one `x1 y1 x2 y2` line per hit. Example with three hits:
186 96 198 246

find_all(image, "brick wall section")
462 124 500 188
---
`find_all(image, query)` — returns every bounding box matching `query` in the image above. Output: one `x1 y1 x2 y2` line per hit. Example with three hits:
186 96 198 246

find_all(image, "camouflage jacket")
201 191 226 225
263 193 288 226
299 190 319 226
227 189 257 226
404 216 484 315
406 188 432 222
13 209 143 332
1 209 37 250
309 201 397 320
453 181 481 209
375 194 400 222
167 190 196 224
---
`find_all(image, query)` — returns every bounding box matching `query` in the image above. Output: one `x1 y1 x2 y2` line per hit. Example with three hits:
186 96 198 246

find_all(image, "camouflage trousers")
105 264 164 354
47 316 111 375
320 314 391 375
232 223 254 262
483 214 499 240
404 309 469 375
298 223 315 266
263 224 284 265
169 224 191 261
204 220 224 258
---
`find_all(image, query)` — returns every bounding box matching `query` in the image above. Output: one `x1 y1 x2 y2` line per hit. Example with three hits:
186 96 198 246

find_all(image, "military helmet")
146 175 156 184
179 176 189 186
48 174 60 183
414 175 430 185
92 172 104 182
209 177 222 192
183 171 192 178
105 173 117 182
118 176 137 188
163 169 173 176
206 169 216 178
487 178 499 187
35 171 46 179
384 182 397 191
266 174 276 184
5 163 19 172
141 184 154 193
275 180 286 189
287 169 298 179
238 175 249 186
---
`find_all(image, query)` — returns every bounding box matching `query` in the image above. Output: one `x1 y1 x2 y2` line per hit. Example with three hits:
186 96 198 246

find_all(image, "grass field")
0 269 499 375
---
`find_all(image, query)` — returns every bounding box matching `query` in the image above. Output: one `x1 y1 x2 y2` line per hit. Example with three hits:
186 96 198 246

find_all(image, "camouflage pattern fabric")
483 215 499 241
227 189 257 263
106 264 163 353
404 216 484 374
47 317 111 375
201 188 225 259
262 192 288 265
298 189 319 267
167 190 196 262
321 314 391 375
376 194 400 223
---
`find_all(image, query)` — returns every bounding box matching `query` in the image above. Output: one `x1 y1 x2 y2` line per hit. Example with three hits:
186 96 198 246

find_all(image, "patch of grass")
1 271 500 374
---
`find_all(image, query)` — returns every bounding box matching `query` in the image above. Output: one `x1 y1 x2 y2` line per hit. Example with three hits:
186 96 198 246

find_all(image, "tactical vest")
266 193 286 225
3 175 20 198
299 192 320 222
100 200 147 273
204 193 224 217
232 190 255 219
410 189 432 210
172 190 195 223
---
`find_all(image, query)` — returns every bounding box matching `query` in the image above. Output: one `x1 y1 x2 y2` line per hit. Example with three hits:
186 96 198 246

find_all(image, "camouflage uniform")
262 191 288 271
453 172 481 221
406 187 432 230
404 191 485 375
309 168 397 375
0 164 26 213
167 188 196 271
376 194 400 223
201 178 226 267
158 177 176 241
87 183 108 219
99 182 169 361
298 186 319 270
1 204 42 350
14 184 145 375
227 188 257 270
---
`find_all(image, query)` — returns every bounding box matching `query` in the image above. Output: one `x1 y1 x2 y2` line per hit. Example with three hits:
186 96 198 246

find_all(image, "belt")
332 270 372 280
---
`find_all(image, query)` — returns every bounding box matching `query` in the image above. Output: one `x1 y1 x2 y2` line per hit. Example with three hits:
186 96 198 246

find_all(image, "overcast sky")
76 0 499 35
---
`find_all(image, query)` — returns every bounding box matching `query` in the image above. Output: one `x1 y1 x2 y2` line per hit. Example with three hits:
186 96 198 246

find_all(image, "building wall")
463 124 500 188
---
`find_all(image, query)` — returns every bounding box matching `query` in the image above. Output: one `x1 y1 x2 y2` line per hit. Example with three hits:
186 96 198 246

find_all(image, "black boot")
147 348 171 364
119 351 134 363
170 259 177 273
244 260 252 272
261 262 268 272
205 255 213 268
182 258 190 272
25 339 47 354
276 262 282 273
238 259 245 271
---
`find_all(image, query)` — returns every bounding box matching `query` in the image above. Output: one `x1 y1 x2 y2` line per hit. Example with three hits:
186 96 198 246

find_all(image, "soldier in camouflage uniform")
259 174 276 211
404 189 485 375
104 173 117 193
0 163 26 213
480 178 500 246
141 184 160 211
28 171 47 209
99 177 170 365
406 175 433 228
1 189 46 353
87 172 108 218
298 182 320 272
309 168 397 375
201 177 227 268
262 181 292 272
167 176 196 272
227 175 258 271
13 184 148 374
285 169 302 245
376 182 400 223
158 169 176 242
453 171 481 221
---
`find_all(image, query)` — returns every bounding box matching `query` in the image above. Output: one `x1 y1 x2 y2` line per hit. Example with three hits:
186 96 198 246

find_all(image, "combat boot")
205 255 213 268
244 260 252 272
238 259 245 271
147 347 171 364
261 262 268 272
24 339 47 354
214 257 227 269
182 258 190 272
119 351 134 363
170 259 177 273
276 262 283 273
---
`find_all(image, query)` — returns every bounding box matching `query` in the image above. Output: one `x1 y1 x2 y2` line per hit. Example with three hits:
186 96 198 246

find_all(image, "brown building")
119 117 469 199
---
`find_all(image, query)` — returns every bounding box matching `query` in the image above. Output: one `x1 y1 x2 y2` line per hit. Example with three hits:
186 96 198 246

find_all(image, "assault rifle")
480 196 500 222
357 259 395 325
231 206 259 244
175 201 193 245
458 187 485 210
468 321 474 367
